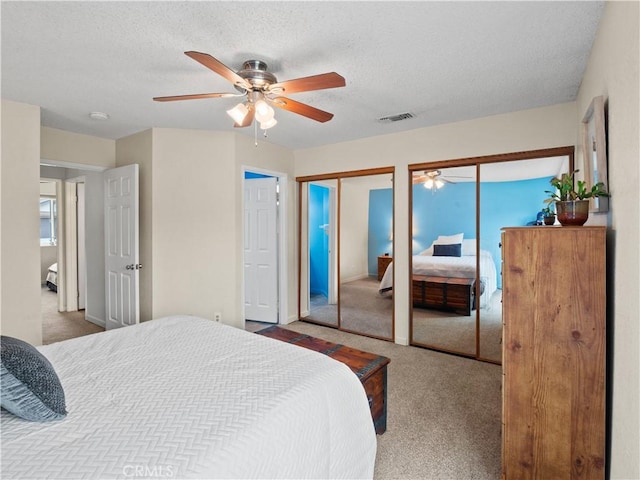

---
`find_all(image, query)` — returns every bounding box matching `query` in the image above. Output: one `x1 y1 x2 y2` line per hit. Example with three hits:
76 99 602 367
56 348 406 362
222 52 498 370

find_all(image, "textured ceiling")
1 1 604 150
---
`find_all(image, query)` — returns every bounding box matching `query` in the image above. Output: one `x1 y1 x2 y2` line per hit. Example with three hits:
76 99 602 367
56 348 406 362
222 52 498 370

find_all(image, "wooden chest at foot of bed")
256 326 390 434
412 275 475 316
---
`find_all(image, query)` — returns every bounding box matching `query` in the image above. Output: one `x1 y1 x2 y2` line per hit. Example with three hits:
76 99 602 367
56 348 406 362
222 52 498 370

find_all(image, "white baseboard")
342 273 370 284
86 314 105 328
281 314 298 325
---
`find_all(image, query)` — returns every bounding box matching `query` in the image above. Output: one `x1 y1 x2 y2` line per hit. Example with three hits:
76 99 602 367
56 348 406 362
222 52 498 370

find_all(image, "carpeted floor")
305 277 502 360
255 320 503 480
412 289 503 361
41 286 104 344
306 277 394 338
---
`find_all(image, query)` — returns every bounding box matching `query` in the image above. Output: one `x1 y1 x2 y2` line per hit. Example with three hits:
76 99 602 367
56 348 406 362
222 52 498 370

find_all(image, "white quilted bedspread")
1 316 376 479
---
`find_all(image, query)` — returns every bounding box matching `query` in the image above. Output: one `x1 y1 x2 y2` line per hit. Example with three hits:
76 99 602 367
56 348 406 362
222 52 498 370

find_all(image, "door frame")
40 160 106 320
241 166 289 324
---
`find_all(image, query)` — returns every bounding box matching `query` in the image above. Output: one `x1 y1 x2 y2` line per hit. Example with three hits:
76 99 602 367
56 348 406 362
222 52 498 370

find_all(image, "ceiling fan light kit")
226 103 250 124
154 51 345 134
423 178 445 190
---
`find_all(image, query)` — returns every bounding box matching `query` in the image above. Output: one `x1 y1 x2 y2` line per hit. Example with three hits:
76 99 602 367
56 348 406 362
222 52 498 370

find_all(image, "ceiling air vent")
378 112 415 123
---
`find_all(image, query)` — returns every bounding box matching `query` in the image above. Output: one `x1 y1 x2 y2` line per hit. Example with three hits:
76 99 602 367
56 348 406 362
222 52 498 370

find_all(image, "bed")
379 248 498 308
45 262 57 292
1 316 377 479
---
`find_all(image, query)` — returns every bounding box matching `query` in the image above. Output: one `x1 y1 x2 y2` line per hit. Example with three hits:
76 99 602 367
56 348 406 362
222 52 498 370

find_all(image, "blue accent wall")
412 182 477 255
368 188 394 275
309 184 330 296
244 171 272 179
478 176 552 287
366 176 553 289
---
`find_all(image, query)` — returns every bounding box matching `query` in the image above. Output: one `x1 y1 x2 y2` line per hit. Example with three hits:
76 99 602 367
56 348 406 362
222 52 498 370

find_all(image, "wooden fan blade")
272 97 334 123
184 51 251 90
268 72 345 94
234 105 255 128
153 92 242 102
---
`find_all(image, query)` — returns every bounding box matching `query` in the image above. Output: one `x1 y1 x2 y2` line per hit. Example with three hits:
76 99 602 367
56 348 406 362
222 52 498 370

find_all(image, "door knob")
126 264 143 270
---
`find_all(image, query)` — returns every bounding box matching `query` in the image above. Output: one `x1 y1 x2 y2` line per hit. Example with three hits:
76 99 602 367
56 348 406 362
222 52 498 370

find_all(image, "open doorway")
40 162 107 344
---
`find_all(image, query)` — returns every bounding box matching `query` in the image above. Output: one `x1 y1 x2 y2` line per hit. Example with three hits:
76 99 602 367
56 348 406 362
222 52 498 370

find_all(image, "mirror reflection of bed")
299 170 394 341
407 152 573 363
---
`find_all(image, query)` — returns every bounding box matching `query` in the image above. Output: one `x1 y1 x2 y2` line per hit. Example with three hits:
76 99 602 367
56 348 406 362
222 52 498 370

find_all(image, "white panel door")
105 164 139 329
244 177 278 323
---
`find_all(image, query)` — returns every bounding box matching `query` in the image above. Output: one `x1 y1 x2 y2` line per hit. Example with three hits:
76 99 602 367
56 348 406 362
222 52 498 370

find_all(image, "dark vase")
543 215 556 225
555 200 590 226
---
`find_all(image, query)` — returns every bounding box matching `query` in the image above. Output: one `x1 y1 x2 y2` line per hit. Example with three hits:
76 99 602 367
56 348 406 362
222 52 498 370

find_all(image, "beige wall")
294 102 577 344
41 127 116 168
115 129 296 327
234 133 297 322
149 129 236 322
576 2 640 477
1 100 42 345
116 129 153 321
340 180 370 282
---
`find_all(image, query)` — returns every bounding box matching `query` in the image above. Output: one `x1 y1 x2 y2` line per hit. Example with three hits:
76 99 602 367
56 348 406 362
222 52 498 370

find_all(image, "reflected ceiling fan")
153 51 346 130
413 170 472 191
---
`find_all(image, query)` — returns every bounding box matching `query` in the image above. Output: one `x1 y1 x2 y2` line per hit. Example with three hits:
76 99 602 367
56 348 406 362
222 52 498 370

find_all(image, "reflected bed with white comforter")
379 250 498 306
1 316 376 479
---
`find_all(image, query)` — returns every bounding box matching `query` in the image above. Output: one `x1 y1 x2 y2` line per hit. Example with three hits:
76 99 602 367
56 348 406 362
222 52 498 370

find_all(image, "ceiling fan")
153 51 346 130
413 170 472 190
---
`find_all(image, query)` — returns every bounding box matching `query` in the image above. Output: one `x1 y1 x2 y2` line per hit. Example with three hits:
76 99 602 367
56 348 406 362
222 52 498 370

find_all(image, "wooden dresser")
256 326 390 434
501 226 606 479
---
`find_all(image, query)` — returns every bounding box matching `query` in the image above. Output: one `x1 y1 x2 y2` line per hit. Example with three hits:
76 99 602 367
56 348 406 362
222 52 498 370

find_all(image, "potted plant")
544 170 609 226
541 206 556 225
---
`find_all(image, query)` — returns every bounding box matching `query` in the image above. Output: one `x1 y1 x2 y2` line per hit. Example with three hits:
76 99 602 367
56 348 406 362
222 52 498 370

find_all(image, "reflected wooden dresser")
256 325 390 434
377 255 393 281
501 226 606 479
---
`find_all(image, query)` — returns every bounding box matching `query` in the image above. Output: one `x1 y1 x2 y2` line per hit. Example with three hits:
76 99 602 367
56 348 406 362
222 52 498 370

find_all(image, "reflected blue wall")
309 184 330 296
368 189 394 275
366 176 552 289
244 171 272 179
478 177 552 287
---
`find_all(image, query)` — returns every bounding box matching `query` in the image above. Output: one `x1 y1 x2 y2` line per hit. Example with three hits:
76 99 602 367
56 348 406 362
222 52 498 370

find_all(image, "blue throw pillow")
0 336 67 422
433 243 462 257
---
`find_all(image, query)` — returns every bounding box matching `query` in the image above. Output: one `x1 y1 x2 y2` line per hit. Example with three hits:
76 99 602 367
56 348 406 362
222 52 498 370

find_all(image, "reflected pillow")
434 233 464 245
419 246 434 256
433 243 462 257
462 239 476 256
0 336 67 422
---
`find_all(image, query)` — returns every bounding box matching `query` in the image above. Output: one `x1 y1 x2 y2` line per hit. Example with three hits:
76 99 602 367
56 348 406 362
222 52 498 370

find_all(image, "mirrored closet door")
409 147 574 364
300 180 339 327
298 168 394 341
410 166 477 356
339 174 394 339
477 156 571 362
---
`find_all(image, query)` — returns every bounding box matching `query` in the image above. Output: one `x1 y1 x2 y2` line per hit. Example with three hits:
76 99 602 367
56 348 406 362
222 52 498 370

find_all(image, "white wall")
294 102 577 345
576 2 640 477
83 172 106 326
1 100 42 345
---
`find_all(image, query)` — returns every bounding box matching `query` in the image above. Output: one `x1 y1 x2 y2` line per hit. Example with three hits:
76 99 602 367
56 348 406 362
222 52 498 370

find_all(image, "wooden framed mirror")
297 168 395 341
409 147 574 363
